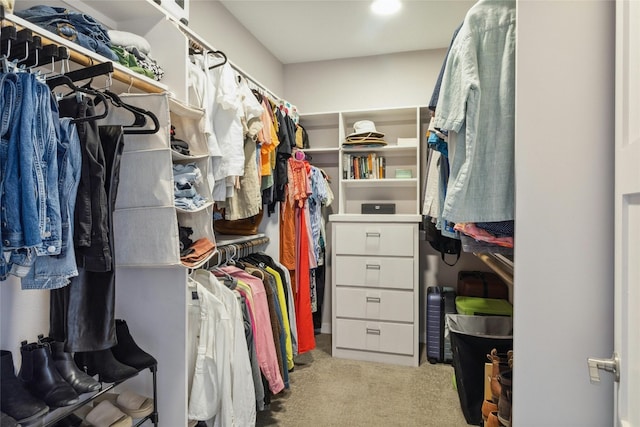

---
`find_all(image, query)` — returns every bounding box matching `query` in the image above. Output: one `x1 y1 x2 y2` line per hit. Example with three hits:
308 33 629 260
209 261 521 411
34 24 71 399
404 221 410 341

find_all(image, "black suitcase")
426 286 456 364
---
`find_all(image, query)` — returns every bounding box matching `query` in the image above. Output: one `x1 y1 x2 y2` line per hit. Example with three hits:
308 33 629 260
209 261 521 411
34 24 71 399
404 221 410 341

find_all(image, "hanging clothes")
222 78 264 220
432 0 516 223
286 157 316 354
50 97 125 352
243 256 295 371
189 270 256 427
214 266 285 395
187 280 233 423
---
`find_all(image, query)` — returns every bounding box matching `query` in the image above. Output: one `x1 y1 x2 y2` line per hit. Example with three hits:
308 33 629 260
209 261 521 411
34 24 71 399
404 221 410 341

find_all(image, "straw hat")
344 120 386 145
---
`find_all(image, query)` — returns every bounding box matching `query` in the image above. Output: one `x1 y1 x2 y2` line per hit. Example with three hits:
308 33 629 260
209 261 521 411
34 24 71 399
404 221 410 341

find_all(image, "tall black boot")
111 319 157 371
17 342 79 408
74 348 138 383
0 350 49 423
37 336 101 394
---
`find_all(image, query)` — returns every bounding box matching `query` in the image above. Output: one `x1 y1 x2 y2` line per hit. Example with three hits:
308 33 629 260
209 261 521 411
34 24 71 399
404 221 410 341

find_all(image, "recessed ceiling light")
371 0 402 16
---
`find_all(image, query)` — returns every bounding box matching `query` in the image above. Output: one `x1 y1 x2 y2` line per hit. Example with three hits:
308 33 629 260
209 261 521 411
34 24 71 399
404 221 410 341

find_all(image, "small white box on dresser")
397 137 418 147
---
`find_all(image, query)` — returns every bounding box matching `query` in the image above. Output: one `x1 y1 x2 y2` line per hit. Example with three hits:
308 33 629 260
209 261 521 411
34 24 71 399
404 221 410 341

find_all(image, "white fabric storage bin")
169 97 208 157
177 206 216 246
177 206 216 269
113 206 181 267
115 148 174 209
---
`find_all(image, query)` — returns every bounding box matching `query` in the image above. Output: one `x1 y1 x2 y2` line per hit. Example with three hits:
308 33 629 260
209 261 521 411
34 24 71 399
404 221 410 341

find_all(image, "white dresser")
331 215 420 367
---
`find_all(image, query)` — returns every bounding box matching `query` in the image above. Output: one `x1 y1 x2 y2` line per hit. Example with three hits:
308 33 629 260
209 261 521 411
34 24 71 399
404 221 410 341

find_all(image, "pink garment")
218 266 285 394
454 222 514 248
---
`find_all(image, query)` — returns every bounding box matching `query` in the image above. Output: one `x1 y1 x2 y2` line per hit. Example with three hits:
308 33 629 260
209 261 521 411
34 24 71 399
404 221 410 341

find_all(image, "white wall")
284 49 447 113
0 278 49 356
514 1 614 425
189 0 285 97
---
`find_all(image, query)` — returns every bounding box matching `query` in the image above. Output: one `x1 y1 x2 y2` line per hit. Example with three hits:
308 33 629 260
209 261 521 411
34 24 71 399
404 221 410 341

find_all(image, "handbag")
214 209 264 236
424 216 461 266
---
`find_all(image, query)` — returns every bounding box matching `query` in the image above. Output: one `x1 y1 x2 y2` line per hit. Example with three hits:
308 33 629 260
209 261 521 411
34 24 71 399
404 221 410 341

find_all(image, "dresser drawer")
335 255 414 290
334 319 414 356
333 223 415 256
335 288 413 322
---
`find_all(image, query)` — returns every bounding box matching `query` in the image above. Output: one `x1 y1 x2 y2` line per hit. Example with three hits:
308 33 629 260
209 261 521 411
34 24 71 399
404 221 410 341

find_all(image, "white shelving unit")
301 106 427 367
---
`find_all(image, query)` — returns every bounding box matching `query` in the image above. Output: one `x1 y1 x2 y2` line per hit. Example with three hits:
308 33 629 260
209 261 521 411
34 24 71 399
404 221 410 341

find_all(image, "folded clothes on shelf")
15 5 119 61
181 238 216 267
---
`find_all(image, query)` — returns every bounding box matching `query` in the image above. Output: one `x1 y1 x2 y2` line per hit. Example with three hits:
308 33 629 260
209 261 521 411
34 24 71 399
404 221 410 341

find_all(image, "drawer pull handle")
366 328 381 335
366 297 381 303
366 232 381 238
366 264 381 270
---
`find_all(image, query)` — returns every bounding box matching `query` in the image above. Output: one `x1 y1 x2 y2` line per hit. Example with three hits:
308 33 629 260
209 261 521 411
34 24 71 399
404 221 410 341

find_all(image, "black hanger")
100 90 160 135
208 50 227 70
47 62 114 89
47 74 110 124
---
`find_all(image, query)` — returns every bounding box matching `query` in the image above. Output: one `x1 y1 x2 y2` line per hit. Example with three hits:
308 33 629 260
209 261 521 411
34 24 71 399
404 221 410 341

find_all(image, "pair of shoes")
37 336 102 394
85 400 132 427
0 350 49 423
94 390 153 419
74 319 156 383
18 341 79 408
487 348 512 403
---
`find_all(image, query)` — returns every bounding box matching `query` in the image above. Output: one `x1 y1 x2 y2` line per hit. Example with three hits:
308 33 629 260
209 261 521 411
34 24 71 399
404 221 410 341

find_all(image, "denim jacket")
0 72 21 279
22 117 82 289
17 74 62 255
0 73 64 278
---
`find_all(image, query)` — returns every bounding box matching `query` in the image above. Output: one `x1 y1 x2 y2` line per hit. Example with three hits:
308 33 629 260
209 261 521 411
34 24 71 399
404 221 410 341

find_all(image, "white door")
615 1 640 425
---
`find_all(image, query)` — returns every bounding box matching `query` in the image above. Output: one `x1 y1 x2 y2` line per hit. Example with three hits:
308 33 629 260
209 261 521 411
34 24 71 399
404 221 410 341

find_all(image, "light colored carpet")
256 334 469 427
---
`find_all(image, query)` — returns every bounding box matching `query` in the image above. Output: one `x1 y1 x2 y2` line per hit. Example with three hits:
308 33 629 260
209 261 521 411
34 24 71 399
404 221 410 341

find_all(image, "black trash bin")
446 314 513 425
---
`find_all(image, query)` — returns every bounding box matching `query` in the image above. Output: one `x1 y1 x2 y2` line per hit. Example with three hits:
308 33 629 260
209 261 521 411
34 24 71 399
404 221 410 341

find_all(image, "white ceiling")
219 0 476 64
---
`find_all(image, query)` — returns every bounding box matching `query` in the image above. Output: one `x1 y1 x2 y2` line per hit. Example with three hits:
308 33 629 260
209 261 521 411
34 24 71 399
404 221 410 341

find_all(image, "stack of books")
343 153 386 179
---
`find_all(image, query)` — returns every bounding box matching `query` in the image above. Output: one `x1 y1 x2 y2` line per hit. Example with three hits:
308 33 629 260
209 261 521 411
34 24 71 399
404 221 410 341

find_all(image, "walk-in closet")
0 0 621 426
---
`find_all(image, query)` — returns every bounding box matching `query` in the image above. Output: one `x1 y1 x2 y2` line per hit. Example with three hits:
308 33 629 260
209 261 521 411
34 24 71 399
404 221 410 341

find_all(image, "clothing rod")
168 16 284 103
202 235 270 270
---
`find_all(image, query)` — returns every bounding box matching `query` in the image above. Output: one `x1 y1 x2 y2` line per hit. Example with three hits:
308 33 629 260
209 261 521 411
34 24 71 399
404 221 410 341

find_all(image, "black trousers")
50 96 125 352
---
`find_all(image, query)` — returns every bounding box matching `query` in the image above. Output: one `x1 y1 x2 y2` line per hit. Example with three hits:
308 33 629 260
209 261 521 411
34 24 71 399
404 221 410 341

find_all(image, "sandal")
94 390 153 419
85 400 132 427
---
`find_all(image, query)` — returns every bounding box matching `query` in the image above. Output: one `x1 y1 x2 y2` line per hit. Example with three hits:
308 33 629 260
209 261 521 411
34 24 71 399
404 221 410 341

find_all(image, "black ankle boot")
74 348 138 383
0 350 49 423
111 319 157 371
18 342 79 408
37 336 102 394
1 411 19 427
